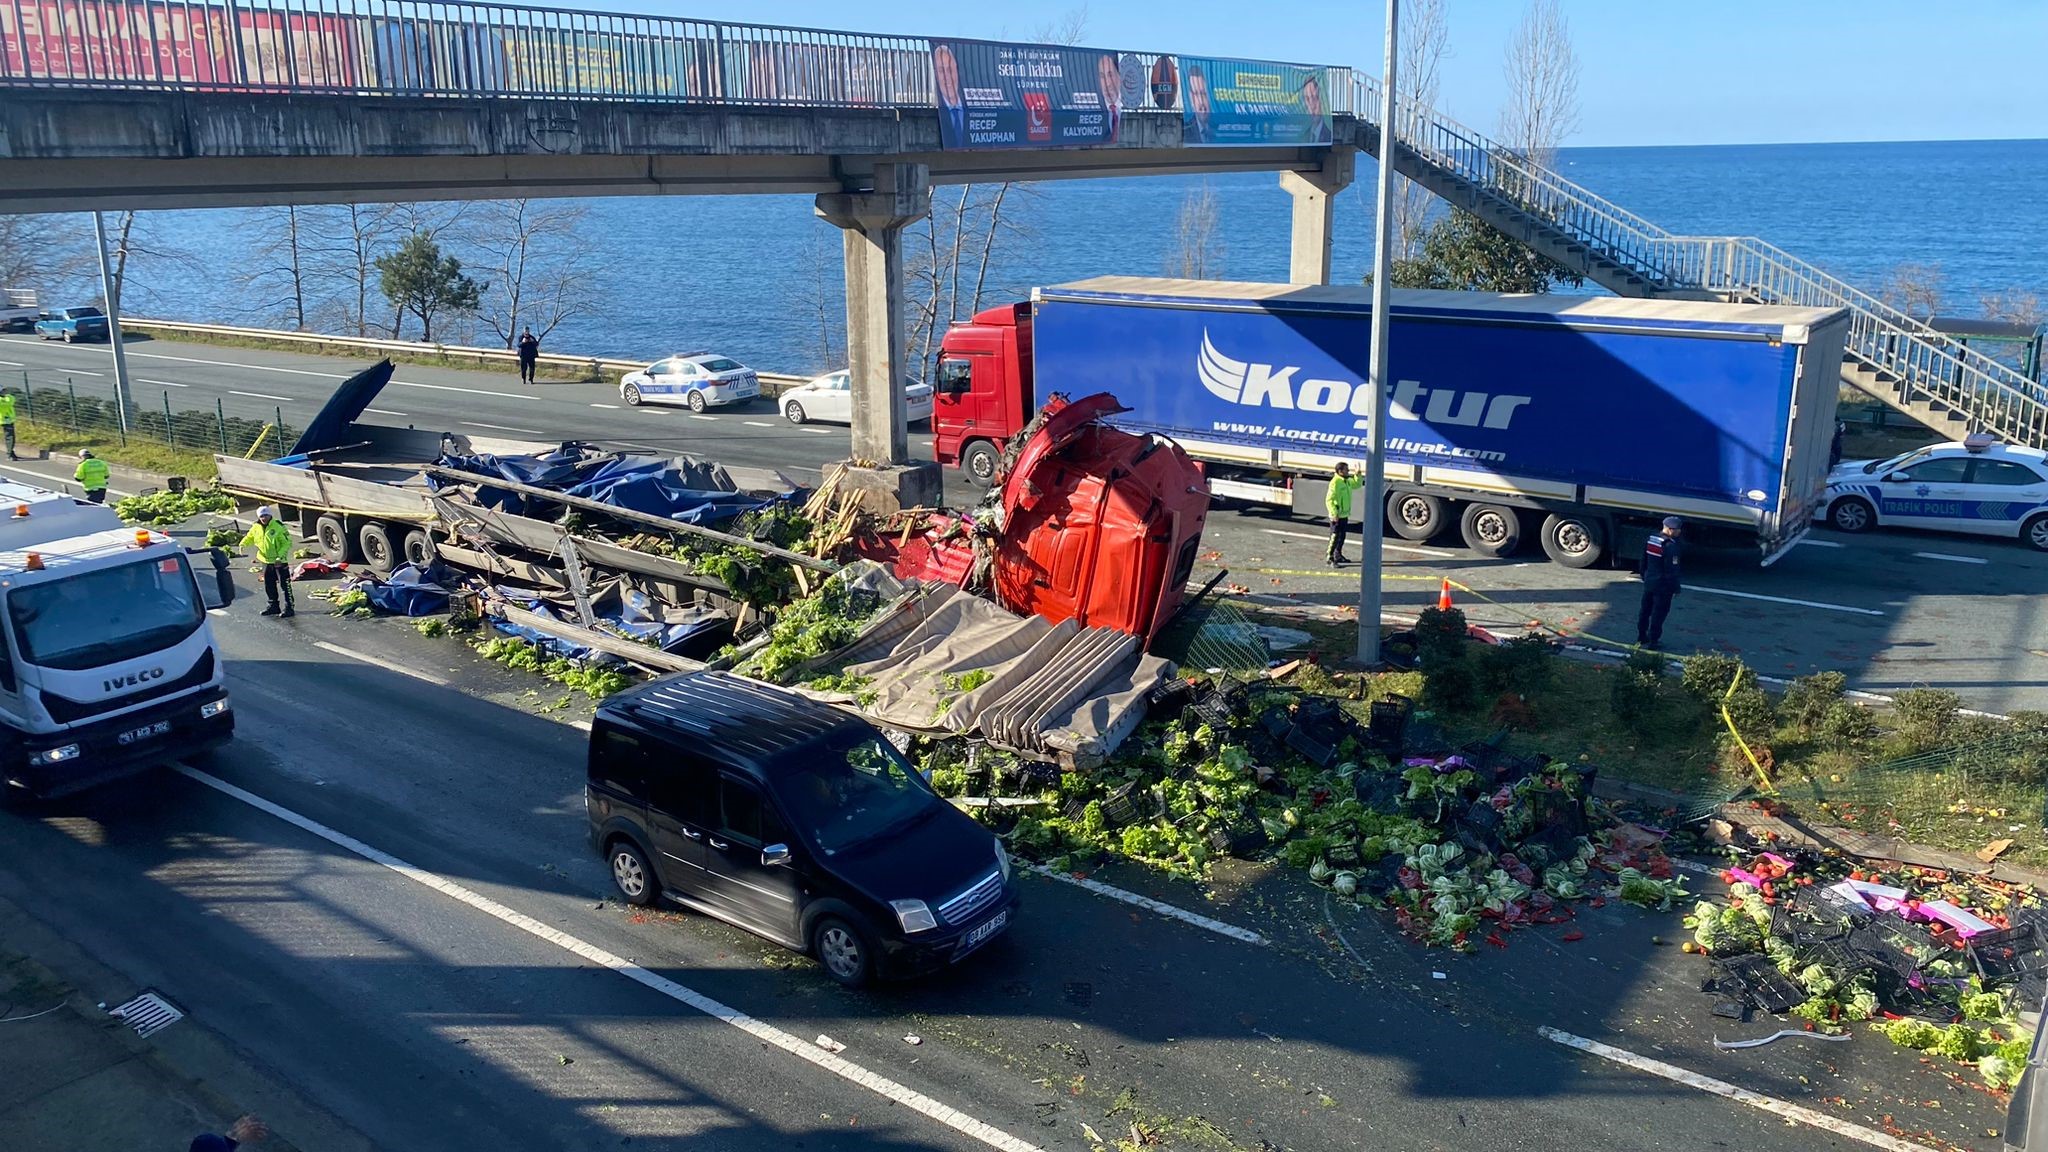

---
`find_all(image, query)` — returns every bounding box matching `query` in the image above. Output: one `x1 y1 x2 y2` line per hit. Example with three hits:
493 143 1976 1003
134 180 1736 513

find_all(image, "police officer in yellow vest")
240 506 295 618
1325 462 1366 566
74 450 109 503
0 390 17 461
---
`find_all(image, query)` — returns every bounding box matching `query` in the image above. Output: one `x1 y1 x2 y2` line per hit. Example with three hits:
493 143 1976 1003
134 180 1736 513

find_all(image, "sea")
102 137 2048 377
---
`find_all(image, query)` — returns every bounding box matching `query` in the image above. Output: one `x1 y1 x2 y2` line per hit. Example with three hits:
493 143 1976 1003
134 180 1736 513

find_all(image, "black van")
586 671 1017 986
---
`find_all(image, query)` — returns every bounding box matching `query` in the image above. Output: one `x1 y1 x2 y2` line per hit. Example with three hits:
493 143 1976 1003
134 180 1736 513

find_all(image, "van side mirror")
191 547 236 609
761 843 791 867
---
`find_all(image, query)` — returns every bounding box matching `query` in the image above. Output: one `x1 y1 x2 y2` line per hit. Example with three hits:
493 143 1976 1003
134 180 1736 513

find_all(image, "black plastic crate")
1285 724 1340 767
1206 818 1267 859
1367 694 1413 750
1354 772 1405 815
1258 706 1293 739
1187 681 1249 728
1145 678 1198 722
1098 783 1144 830
1852 918 1943 975
1970 924 2048 987
1721 954 1806 1015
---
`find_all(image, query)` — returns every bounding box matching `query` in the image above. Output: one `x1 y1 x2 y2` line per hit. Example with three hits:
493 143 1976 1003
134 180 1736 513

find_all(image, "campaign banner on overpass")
931 39 1124 150
0 1 234 84
1178 56 1333 147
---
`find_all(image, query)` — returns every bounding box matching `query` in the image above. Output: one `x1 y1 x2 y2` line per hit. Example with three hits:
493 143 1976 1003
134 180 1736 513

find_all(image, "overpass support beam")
1280 148 1358 285
815 162 939 510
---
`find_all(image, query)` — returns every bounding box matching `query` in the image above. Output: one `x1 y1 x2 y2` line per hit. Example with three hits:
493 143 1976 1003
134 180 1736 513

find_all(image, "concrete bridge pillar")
1280 148 1358 285
815 161 939 510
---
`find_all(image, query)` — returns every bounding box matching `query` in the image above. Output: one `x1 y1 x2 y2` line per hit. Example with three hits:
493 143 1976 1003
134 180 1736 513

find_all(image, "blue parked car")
35 306 109 343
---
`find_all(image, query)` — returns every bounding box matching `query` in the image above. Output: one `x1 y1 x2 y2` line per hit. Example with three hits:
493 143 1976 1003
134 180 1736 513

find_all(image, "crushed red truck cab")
866 390 1207 646
988 394 1207 645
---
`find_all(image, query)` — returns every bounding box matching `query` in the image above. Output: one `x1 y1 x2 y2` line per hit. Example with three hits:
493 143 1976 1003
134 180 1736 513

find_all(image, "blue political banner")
932 39 1124 150
1031 296 1802 510
1179 56 1333 147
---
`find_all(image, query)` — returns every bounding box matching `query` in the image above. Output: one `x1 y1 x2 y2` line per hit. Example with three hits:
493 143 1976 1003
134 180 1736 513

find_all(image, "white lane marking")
141 378 187 387
394 380 539 401
1262 529 1325 542
590 403 620 409
1384 542 1457 557
742 420 776 428
0 359 22 367
610 443 663 454
174 765 1047 1152
686 414 718 422
230 389 292 402
1686 584 1882 617
1913 551 1989 565
1538 1027 1924 1152
57 368 105 376
130 351 342 378
1025 864 1268 947
800 427 834 436
461 420 544 435
308 640 451 687
1797 538 1845 548
363 408 407 417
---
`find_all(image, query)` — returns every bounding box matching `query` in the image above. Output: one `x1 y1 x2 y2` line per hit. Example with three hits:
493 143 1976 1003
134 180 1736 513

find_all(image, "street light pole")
91 211 134 436
1357 0 1399 664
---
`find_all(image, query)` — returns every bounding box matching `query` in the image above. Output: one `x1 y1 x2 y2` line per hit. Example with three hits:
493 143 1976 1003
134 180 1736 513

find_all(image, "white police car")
619 352 760 412
1817 433 2048 550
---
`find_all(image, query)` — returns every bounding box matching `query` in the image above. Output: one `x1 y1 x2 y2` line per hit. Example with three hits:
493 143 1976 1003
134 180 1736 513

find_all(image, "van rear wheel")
607 838 659 906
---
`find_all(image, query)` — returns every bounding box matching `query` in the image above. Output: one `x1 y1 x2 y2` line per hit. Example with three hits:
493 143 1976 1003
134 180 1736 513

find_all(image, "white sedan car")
1817 435 2048 550
620 353 760 412
781 370 934 426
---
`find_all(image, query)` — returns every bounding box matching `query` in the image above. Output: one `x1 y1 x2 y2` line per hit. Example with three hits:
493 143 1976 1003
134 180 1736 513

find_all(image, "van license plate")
118 720 172 745
965 909 1009 948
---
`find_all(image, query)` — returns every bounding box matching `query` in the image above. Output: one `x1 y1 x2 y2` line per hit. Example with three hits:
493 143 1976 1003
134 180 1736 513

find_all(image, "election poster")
0 0 233 84
931 39 1122 150
1179 56 1333 147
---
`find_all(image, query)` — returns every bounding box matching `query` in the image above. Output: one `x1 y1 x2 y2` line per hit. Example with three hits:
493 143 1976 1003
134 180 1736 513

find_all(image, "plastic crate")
1206 819 1267 859
1285 724 1340 767
1721 954 1806 1015
1970 924 2048 987
1354 772 1405 815
1187 681 1248 728
1145 678 1197 723
1367 695 1414 750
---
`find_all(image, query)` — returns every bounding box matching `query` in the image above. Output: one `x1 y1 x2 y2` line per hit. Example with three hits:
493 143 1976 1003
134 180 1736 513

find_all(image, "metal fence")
3 372 300 462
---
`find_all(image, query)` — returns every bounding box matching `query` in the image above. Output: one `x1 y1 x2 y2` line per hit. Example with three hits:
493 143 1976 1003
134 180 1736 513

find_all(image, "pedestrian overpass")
2 0 2037 494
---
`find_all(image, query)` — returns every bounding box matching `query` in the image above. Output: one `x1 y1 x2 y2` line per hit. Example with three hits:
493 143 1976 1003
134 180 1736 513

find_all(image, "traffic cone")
1437 577 1454 612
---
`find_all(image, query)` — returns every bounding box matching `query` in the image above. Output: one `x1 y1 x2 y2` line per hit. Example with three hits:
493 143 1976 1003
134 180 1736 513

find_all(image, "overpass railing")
0 0 1202 110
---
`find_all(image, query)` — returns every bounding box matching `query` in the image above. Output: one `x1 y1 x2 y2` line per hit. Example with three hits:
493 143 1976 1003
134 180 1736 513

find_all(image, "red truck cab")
933 303 1033 483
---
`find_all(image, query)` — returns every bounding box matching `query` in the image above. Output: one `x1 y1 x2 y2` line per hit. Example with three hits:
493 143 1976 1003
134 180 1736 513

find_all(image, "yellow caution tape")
1720 666 1776 795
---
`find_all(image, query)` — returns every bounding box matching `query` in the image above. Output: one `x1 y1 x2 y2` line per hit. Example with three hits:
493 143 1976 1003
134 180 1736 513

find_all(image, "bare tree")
0 215 94 296
1499 0 1580 167
100 211 200 315
798 223 845 374
1166 181 1225 279
1391 0 1451 259
1883 263 1943 322
1981 288 2046 328
304 204 401 337
236 206 317 330
466 199 595 349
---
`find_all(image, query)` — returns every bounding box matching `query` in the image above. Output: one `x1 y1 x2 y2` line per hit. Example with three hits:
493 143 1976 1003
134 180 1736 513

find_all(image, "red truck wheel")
962 441 1001 485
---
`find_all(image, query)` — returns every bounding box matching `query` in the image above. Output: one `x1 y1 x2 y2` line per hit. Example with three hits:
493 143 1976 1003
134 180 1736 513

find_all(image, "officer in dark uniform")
1637 516 1684 649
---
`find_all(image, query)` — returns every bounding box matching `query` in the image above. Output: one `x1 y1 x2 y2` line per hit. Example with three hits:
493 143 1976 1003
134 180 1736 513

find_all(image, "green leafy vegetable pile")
115 485 237 527
474 634 635 700
729 576 883 684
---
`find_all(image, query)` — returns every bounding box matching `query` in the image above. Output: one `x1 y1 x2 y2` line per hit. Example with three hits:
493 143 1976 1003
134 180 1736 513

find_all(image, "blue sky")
631 0 2047 147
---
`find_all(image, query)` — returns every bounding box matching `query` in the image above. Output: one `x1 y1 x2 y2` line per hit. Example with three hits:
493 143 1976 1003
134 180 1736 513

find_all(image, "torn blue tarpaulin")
358 563 452 617
618 587 729 654
433 444 783 525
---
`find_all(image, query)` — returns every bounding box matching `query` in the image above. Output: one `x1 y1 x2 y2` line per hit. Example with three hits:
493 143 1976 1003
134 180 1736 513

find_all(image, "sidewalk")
0 893 369 1152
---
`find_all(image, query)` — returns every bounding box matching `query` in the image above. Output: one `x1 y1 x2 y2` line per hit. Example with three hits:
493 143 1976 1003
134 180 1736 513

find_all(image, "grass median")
122 323 613 384
10 416 221 480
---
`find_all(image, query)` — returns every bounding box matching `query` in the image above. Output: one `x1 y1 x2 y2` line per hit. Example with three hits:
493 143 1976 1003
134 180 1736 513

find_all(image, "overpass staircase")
1351 76 2048 448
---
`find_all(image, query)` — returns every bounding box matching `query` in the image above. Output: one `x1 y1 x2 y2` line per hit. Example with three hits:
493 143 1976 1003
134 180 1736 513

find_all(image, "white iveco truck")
0 480 236 801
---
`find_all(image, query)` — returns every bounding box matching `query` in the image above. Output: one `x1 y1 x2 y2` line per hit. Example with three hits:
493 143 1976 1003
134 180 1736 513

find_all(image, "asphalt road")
0 583 2005 1151
4 331 2045 712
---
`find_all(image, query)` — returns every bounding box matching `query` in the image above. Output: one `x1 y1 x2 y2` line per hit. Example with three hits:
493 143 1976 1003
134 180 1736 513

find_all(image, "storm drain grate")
109 991 184 1038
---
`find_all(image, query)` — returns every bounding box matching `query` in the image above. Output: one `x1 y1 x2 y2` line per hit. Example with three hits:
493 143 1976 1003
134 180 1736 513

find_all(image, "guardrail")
122 317 810 392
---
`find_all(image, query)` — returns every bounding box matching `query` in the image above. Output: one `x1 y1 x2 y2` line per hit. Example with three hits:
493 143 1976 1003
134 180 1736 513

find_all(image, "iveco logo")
102 667 165 693
1197 330 1532 430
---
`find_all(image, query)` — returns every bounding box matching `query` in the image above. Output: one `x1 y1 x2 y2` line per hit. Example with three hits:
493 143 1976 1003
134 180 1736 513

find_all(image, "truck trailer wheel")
400 528 436 569
1459 504 1524 558
1539 513 1606 568
314 515 351 563
358 522 399 575
961 441 1001 485
1387 492 1446 541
